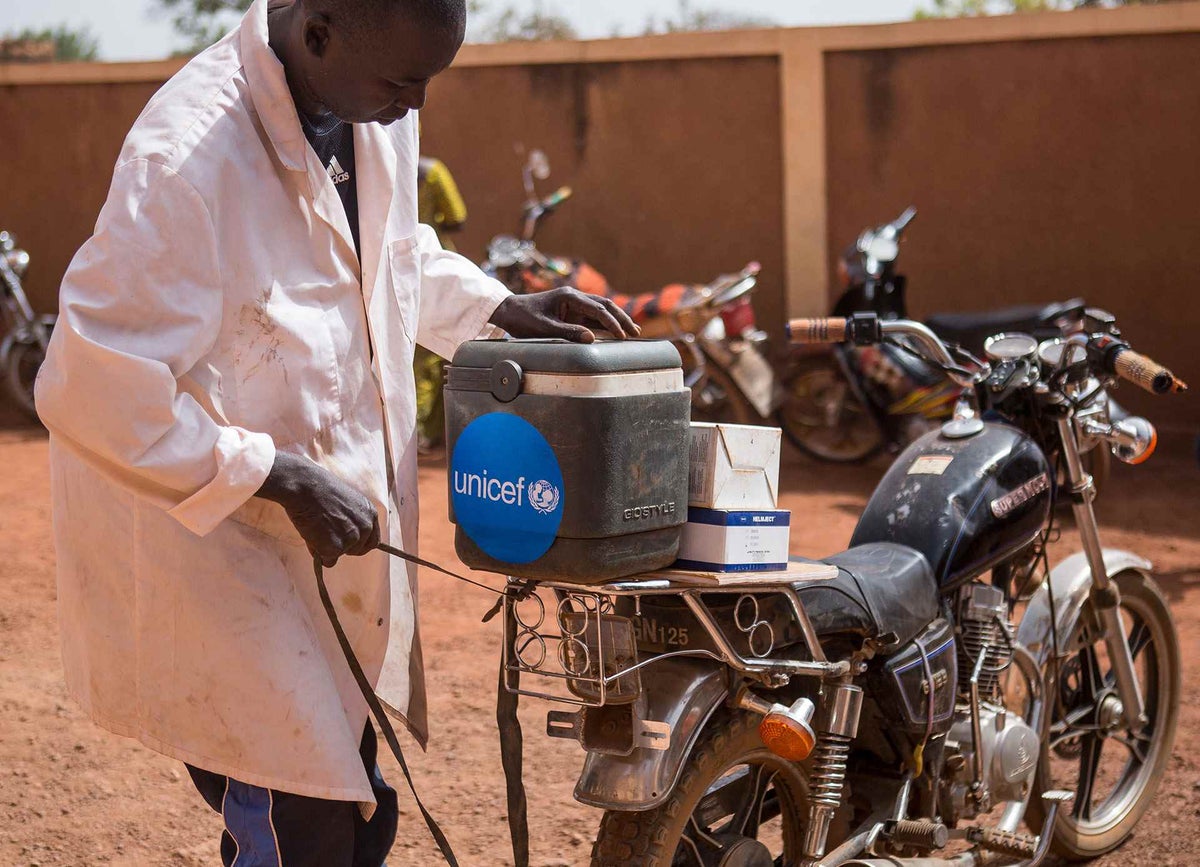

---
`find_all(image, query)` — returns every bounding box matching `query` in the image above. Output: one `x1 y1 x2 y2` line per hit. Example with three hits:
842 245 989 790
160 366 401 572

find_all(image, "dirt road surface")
2 410 1198 866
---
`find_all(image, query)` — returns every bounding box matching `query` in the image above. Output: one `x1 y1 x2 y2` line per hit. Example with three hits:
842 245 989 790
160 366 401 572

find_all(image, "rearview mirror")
527 149 551 181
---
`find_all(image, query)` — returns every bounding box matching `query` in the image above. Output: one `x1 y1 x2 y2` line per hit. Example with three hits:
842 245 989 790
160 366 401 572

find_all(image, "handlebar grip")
786 317 848 344
545 186 573 208
1112 348 1188 394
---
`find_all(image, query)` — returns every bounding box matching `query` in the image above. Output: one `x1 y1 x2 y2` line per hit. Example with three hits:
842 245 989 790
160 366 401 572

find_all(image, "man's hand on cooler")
490 287 641 343
257 452 380 567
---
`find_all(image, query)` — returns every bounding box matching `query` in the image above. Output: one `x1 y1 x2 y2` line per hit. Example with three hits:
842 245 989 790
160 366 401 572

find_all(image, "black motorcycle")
502 307 1183 866
779 208 1091 465
0 230 54 420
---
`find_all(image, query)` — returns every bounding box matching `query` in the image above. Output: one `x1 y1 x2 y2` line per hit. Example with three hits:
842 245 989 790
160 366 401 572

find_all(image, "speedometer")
984 332 1039 363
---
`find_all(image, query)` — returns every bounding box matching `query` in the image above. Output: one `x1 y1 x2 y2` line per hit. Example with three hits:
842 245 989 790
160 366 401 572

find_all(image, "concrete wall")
421 57 787 328
2 3 1197 424
0 78 163 314
824 32 1200 420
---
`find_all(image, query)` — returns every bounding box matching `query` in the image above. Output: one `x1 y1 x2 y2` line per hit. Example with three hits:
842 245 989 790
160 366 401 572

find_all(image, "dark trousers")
187 724 398 867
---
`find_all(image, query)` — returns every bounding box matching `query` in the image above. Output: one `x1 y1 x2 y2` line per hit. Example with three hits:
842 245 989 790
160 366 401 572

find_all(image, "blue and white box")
675 508 791 572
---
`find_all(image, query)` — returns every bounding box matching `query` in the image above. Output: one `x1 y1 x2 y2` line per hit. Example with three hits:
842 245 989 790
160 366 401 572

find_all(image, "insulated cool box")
444 339 691 583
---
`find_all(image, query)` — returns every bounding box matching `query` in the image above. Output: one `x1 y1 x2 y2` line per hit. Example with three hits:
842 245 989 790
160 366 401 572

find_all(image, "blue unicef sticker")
451 413 564 564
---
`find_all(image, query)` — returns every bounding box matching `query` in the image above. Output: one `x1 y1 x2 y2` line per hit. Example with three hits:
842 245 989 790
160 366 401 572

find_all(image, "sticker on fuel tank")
907 455 953 475
452 413 564 563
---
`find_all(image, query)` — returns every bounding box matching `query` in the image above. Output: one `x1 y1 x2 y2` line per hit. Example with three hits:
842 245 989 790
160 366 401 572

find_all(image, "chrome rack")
501 564 850 707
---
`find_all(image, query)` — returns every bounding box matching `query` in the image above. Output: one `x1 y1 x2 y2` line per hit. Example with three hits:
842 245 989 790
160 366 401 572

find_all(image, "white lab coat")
35 0 509 808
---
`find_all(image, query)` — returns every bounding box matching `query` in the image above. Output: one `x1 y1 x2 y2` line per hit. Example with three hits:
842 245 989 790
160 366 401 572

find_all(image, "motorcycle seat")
924 298 1085 354
623 544 938 660
793 543 938 649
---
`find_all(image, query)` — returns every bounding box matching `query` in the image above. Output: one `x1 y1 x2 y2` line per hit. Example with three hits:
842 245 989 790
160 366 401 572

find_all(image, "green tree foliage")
154 0 251 55
1 24 100 61
474 1 578 41
643 0 775 34
916 0 1185 18
156 0 574 48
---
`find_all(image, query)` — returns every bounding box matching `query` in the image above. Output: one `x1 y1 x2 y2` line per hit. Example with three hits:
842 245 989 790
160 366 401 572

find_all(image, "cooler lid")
450 338 682 374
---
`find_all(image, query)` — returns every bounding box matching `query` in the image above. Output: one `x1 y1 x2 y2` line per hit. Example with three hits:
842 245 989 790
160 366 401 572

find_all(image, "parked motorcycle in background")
0 231 54 420
778 208 1101 472
505 306 1183 866
482 150 778 424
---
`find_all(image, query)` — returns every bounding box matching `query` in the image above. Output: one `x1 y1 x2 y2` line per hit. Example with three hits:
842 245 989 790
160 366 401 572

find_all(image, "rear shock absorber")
803 684 864 861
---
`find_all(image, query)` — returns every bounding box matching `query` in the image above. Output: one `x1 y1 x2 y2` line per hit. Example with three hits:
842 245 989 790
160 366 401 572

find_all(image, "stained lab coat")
34 0 509 807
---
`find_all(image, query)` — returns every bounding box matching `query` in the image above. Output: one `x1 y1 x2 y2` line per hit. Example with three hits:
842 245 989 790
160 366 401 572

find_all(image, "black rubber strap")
376 541 503 598
314 553 461 866
497 591 531 867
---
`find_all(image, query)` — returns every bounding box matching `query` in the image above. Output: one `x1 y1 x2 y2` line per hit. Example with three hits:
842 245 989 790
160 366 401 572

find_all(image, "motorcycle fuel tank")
850 423 1051 590
445 338 691 583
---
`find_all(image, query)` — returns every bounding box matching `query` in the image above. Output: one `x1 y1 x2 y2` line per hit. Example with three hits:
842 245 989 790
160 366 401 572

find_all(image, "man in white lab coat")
34 0 636 863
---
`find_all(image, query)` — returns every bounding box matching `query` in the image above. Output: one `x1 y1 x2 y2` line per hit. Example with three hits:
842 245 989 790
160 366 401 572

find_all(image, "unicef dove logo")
527 479 561 515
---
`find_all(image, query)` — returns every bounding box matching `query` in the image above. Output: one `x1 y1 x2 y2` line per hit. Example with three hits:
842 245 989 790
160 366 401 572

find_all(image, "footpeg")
1017 791 1074 867
884 819 949 852
969 827 1037 859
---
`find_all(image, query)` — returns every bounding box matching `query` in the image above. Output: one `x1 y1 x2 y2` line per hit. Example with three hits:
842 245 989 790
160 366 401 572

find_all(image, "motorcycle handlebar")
891 206 917 234
543 186 572 209
784 317 848 343
1108 347 1188 395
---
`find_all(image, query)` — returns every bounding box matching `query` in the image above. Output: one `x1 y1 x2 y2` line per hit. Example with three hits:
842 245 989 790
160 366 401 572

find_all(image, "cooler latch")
490 359 524 402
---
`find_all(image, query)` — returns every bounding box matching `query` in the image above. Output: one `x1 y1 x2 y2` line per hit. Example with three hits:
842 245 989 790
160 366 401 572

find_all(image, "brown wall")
421 57 786 328
825 33 1200 422
3 11 1197 426
0 57 786 329
0 80 162 312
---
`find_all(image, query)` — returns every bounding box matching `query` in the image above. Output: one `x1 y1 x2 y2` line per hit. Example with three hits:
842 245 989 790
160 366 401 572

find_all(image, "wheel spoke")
1126 620 1151 662
735 766 782 839
678 831 705 867
1112 730 1152 765
1074 734 1103 821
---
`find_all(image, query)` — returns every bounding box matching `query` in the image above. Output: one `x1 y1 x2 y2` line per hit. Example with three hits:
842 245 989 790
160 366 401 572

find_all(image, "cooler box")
444 339 691 583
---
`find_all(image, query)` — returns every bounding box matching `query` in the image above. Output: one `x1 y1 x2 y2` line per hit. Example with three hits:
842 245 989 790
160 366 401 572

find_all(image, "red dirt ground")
2 410 1198 866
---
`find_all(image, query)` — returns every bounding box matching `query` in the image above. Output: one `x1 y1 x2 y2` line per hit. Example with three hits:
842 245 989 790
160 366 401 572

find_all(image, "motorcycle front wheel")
1029 569 1180 860
5 338 45 421
590 711 811 867
777 357 884 463
681 350 758 426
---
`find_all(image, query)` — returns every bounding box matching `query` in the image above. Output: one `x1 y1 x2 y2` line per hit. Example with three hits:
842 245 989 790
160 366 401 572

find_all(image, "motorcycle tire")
777 357 884 463
590 710 812 867
685 355 759 426
5 338 45 422
1028 569 1180 860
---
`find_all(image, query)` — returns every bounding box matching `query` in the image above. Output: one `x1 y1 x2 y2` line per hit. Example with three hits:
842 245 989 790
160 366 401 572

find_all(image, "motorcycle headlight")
486 235 524 269
5 249 30 278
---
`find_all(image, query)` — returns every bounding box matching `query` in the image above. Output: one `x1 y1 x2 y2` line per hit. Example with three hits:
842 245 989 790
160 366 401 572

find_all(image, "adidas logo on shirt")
327 155 350 185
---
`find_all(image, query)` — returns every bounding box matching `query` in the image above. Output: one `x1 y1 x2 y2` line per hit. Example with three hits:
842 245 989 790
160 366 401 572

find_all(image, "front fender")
574 658 727 811
1016 549 1153 667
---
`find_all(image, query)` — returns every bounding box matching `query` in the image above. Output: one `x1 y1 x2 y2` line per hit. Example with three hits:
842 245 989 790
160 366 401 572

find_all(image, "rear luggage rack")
501 563 850 706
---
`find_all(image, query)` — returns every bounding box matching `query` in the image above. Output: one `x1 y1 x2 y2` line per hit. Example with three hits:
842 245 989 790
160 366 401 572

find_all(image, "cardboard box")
688 423 781 510
676 508 791 572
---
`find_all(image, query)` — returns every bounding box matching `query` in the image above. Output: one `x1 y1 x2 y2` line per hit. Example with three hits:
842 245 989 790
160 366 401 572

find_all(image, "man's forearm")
256 451 311 506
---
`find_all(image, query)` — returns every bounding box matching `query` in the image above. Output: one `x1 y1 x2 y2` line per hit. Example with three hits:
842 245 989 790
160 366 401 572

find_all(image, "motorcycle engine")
940 583 1040 822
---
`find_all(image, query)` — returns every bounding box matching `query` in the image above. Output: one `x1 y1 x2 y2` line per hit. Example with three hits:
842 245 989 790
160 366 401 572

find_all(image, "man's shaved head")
270 0 468 125
317 0 466 37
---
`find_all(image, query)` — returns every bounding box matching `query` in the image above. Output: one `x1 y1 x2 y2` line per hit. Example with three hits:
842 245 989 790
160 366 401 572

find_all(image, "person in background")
415 153 469 453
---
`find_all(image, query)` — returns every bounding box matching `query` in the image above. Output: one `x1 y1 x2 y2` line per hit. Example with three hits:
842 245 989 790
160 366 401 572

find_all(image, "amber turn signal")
758 697 817 762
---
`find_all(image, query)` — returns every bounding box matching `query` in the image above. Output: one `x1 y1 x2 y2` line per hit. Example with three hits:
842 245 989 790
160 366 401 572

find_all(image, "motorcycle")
0 230 54 420
779 208 1094 465
483 150 778 424
499 306 1183 866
